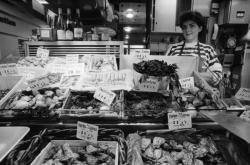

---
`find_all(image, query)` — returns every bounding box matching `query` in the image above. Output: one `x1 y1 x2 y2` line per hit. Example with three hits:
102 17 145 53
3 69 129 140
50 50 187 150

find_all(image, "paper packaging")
31 140 119 165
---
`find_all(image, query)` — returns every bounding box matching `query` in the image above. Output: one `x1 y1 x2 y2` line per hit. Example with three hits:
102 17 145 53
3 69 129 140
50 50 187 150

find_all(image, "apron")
179 41 203 72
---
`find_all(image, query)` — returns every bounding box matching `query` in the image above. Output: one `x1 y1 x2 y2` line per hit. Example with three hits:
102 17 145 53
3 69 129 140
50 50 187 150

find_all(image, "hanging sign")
179 77 195 89
168 112 192 130
76 121 98 143
36 47 49 59
235 88 250 101
94 88 116 105
0 63 18 76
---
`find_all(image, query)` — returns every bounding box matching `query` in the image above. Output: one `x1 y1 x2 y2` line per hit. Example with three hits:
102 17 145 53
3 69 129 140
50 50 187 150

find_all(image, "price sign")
132 49 150 61
94 88 116 105
36 47 49 59
66 54 79 64
77 121 98 143
168 112 192 130
138 78 160 92
235 88 250 101
179 77 194 89
27 75 50 90
0 63 18 76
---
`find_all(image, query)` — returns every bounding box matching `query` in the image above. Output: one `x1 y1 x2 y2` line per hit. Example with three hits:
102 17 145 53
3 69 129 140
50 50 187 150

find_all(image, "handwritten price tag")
0 63 18 76
77 121 98 143
138 78 160 92
168 112 192 130
27 75 50 90
132 49 150 61
235 88 250 101
36 47 49 59
94 88 116 105
66 54 79 64
179 77 194 89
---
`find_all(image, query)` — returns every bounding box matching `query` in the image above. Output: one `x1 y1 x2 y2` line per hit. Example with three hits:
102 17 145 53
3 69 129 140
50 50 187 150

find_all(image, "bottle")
73 8 83 40
65 8 74 40
56 8 66 40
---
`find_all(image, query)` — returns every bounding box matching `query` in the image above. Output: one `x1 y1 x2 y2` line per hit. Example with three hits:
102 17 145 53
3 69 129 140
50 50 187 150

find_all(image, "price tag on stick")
235 88 250 101
77 121 98 143
179 77 194 89
168 112 192 130
36 47 49 59
94 88 116 105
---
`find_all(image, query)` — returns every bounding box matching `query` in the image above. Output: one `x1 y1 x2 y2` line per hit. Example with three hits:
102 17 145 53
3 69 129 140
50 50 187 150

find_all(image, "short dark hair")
179 11 205 29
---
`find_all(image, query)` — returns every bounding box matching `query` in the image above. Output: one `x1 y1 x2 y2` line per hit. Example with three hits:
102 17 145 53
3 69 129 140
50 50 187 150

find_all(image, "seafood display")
124 91 173 118
35 141 117 165
0 88 67 117
17 56 50 68
127 131 227 165
61 91 122 117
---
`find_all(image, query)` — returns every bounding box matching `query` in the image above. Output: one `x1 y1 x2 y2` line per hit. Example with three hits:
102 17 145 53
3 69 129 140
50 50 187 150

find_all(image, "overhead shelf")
201 110 250 144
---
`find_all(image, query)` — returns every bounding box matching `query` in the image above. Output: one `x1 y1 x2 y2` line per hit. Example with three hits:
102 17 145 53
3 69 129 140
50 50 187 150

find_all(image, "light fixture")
125 35 129 39
125 8 135 19
35 0 48 4
126 13 134 19
124 26 132 33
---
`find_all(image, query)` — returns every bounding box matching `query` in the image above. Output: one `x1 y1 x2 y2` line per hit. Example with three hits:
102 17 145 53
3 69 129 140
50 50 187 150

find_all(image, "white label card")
179 77 194 89
138 79 160 92
66 54 79 64
36 47 49 59
76 121 98 143
94 88 116 105
235 88 250 101
0 63 18 76
27 75 50 90
132 49 150 61
168 112 192 130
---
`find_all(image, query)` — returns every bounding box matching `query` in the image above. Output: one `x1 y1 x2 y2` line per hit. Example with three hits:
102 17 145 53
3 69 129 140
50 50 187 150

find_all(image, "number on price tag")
77 121 98 143
138 79 160 92
36 47 49 59
168 112 192 130
94 88 116 105
179 77 194 89
27 75 50 90
235 88 250 101
132 49 150 61
0 63 18 76
66 54 79 64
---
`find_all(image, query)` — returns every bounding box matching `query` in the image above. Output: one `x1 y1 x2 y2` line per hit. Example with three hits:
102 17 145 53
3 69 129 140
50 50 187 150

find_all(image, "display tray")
0 87 67 119
126 129 244 165
60 90 123 118
31 140 119 165
124 91 172 119
0 126 30 162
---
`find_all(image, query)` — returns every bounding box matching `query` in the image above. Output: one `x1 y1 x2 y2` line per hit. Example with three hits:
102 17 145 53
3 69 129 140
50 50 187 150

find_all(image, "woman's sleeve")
207 47 223 86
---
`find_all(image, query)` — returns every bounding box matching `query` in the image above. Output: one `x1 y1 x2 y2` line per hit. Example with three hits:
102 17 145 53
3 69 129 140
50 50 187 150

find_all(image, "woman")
167 11 222 86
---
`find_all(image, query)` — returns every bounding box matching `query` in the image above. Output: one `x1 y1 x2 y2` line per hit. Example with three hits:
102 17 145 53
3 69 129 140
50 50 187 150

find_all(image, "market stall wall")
0 1 46 63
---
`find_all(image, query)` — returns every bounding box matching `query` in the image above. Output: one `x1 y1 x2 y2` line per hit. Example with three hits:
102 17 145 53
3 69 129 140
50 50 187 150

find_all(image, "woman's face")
181 20 202 43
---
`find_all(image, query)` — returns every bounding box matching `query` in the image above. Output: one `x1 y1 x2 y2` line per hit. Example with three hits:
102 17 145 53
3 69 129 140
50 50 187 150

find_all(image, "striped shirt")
167 41 223 86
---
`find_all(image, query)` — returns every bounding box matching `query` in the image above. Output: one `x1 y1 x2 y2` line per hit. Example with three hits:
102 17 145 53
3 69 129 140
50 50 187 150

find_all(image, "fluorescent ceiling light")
126 9 134 12
124 26 132 32
36 0 48 4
